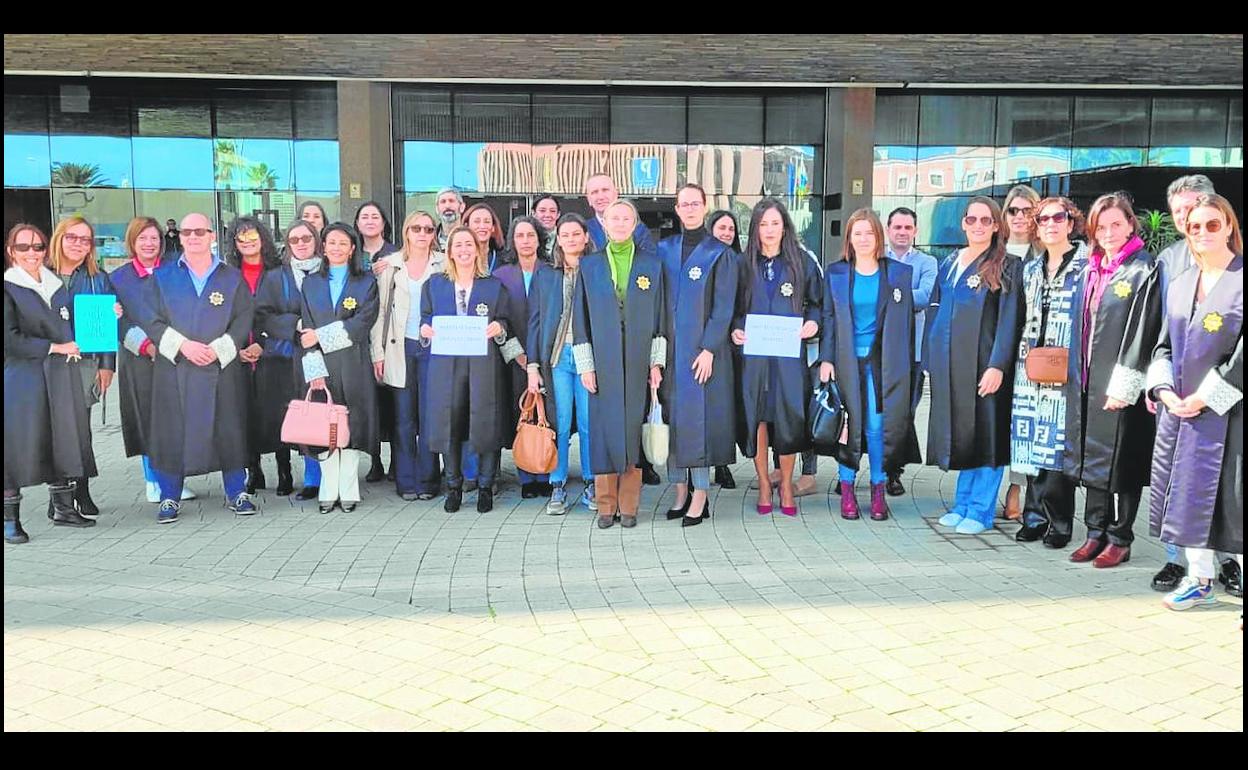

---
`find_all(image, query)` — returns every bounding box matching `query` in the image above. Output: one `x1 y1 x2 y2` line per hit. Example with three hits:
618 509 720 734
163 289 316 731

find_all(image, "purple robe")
1147 255 1243 553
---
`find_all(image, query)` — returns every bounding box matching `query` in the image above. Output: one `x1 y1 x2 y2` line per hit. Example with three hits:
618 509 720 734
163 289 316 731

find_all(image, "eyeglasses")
287 234 315 246
62 234 93 245
1034 211 1071 225
1005 206 1033 217
963 216 996 227
235 233 260 244
407 225 437 234
11 242 47 253
676 201 704 210
181 228 212 237
1188 219 1224 235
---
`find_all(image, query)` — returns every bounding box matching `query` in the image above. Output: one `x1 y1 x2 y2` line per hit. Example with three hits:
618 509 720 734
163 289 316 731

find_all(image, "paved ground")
4 387 1242 731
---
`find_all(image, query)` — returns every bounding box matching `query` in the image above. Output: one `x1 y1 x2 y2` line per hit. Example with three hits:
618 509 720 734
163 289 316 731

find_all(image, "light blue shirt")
178 254 222 297
522 269 534 295
886 245 938 361
328 264 349 307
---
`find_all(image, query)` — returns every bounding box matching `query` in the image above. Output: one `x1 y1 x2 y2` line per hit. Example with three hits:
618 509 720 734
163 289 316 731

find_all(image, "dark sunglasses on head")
11 242 47 252
1035 211 1071 225
1188 219 1224 234
181 227 212 237
407 225 437 234
963 215 995 227
287 234 315 245
1005 206 1033 217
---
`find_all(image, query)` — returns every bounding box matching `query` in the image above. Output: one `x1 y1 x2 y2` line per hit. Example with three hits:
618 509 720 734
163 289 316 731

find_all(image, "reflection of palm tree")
247 162 278 215
51 162 106 187
214 139 247 188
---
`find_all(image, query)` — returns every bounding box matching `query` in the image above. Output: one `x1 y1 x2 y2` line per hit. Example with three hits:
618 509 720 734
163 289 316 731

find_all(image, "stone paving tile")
4 393 1242 731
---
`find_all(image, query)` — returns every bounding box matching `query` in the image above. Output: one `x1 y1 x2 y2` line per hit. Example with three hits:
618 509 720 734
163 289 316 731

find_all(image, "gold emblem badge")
208 291 224 306
475 303 489 316
780 282 794 297
59 306 70 320
343 296 358 311
1203 312 1224 333
688 266 703 281
636 275 651 291
966 275 982 290
1113 281 1131 299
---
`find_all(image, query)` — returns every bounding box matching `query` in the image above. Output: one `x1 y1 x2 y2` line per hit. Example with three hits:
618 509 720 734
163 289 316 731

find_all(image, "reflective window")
455 92 531 143
132 97 211 137
132 137 214 189
685 145 764 196
689 96 764 145
294 140 339 191
474 143 535 193
874 146 917 197
993 147 1071 188
1147 147 1229 167
214 93 293 138
919 95 995 146
214 139 293 190
915 196 971 253
293 87 338 140
4 93 49 134
876 95 918 146
766 94 825 145
1070 147 1146 172
133 189 217 235
915 147 994 195
402 141 454 192
611 95 685 143
50 91 129 137
452 142 489 192
764 146 821 197
393 89 453 141
533 94 608 143
52 188 136 257
1230 98 1243 147
49 135 132 188
1150 97 1229 147
4 134 51 187
1072 97 1149 146
996 96 1072 146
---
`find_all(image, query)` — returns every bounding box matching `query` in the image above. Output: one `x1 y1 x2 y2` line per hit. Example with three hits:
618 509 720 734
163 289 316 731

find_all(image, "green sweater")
606 239 635 303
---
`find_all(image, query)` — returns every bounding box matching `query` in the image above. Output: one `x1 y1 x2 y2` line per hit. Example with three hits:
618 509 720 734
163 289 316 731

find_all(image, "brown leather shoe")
1070 537 1108 563
1093 543 1131 568
794 475 819 497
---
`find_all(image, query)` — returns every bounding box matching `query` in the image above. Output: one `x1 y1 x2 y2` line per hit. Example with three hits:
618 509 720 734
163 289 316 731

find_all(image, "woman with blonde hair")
1000 184 1042 519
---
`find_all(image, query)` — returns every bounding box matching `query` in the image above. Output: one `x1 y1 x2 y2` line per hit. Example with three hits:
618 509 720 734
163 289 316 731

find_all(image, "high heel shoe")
666 492 692 520
778 483 797 517
756 482 774 515
682 503 711 527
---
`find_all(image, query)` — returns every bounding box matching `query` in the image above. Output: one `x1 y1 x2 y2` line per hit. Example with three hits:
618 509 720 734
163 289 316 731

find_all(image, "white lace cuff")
123 325 149 356
573 342 595 374
1105 364 1145 404
316 321 351 353
209 335 238 369
650 336 667 368
1194 369 1243 416
1145 358 1175 394
302 350 329 381
159 328 187 363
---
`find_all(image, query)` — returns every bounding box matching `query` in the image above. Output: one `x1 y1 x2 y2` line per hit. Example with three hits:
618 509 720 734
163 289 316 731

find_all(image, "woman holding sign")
926 197 1024 535
732 198 822 517
48 215 117 518
299 223 380 514
420 226 524 514
4 223 98 542
818 208 915 522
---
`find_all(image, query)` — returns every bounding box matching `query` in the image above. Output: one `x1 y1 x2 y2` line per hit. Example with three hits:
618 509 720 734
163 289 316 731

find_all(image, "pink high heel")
757 503 773 515
780 505 798 517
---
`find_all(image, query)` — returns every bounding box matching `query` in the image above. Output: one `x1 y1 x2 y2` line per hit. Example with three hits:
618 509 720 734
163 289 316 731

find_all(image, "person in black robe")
733 198 822 518
1063 194 1160 568
926 197 1024 535
4 223 98 541
707 209 742 490
657 185 738 526
355 201 398 483
420 226 524 514
300 223 380 514
818 209 915 522
146 213 255 522
572 200 667 529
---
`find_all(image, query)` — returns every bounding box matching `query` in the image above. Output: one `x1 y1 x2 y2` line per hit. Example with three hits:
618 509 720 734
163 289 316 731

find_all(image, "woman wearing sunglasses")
4 223 100 541
1147 193 1243 618
1064 193 1160 569
927 197 1024 534
370 211 445 501
1010 198 1088 548
254 220 325 501
354 202 398 484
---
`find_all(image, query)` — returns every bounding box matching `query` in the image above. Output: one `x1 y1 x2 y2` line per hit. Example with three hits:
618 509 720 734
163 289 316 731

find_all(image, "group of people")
4 171 1242 620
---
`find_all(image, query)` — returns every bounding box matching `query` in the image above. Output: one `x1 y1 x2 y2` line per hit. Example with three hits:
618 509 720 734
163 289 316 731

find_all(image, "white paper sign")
743 314 803 358
431 315 488 356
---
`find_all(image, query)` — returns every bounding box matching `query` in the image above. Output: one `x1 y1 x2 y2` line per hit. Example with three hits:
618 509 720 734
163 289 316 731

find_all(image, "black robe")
1062 250 1160 492
3 275 98 488
252 266 307 455
526 264 575 427
63 266 117 378
924 252 1024 470
110 261 158 458
658 233 739 467
495 261 545 434
299 271 380 453
573 250 667 475
421 274 519 455
818 259 917 470
734 255 823 457
147 260 254 477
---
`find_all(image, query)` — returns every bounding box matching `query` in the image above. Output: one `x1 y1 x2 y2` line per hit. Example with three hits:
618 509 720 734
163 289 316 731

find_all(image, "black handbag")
809 380 849 454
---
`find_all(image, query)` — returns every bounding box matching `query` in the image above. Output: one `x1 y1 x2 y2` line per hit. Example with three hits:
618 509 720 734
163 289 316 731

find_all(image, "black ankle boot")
275 458 294 496
366 454 386 483
246 463 266 494
444 488 463 513
74 477 99 518
477 488 494 513
50 483 94 528
714 465 736 490
4 494 28 544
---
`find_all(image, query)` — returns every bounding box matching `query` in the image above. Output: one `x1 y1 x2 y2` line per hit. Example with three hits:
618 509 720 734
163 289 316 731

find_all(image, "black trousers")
1083 484 1142 546
445 445 500 489
1021 469 1076 537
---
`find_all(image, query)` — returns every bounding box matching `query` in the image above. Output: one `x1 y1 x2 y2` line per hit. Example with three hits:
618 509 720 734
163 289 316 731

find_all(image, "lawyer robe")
110 260 158 457
253 265 308 454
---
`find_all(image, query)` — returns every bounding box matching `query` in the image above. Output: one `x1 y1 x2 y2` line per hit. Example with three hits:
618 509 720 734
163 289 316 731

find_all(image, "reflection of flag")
787 160 810 197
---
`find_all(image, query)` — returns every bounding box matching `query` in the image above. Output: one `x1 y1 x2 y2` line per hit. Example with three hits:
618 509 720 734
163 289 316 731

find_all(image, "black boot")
366 453 386 483
275 451 294 496
714 465 736 490
245 461 266 494
4 494 29 544
444 487 463 513
74 476 100 518
477 487 494 513
50 483 94 528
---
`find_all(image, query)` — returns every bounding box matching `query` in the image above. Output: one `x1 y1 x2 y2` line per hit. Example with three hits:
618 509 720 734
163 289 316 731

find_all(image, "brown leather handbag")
1024 345 1069 385
513 390 558 474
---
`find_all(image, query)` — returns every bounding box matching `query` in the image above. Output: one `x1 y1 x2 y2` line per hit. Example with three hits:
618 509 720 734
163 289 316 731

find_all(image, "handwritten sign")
743 314 802 358
73 294 118 353
431 315 488 357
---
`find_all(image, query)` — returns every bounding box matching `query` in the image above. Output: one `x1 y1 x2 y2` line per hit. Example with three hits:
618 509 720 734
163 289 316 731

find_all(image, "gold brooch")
636 275 651 291
780 282 794 297
343 296 358 310
1113 281 1131 299
208 291 224 306
1203 312 1224 333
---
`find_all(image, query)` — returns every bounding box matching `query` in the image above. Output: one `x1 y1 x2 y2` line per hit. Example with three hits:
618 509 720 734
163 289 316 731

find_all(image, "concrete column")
821 87 876 263
337 81 393 222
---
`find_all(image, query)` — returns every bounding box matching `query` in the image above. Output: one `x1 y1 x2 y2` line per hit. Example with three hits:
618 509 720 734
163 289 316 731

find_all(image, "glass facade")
4 81 339 269
874 92 1244 256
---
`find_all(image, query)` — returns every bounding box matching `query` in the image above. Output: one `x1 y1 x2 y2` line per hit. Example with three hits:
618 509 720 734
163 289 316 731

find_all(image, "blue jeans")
303 455 321 487
667 462 710 490
838 359 886 485
141 455 157 483
393 339 442 495
550 344 593 486
155 468 245 504
952 466 1006 527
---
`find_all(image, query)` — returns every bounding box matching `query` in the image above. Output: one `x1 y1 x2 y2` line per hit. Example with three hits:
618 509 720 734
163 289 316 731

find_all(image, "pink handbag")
281 387 351 452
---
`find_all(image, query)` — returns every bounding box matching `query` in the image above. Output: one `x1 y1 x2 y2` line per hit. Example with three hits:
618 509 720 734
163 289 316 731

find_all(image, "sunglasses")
963 216 996 227
11 242 47 253
235 233 260 244
1005 206 1033 217
407 225 437 234
1034 211 1071 225
181 228 212 237
62 234 93 245
1188 219 1224 235
287 234 315 245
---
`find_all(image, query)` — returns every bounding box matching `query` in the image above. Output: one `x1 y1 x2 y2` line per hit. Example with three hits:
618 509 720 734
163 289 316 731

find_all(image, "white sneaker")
145 482 161 503
581 482 598 511
180 487 197 500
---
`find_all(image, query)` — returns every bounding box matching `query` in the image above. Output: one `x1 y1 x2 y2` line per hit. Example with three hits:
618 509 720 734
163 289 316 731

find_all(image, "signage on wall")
632 157 660 190
349 183 362 199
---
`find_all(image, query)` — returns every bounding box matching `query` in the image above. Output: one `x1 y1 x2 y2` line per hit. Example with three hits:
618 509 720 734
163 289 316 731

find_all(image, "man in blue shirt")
882 207 937 497
583 173 657 253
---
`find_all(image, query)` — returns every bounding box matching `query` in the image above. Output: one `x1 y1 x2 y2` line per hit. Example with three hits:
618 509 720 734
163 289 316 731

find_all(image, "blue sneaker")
581 482 598 512
228 493 258 515
938 511 964 527
955 517 990 535
1163 577 1216 611
157 500 179 524
546 484 567 515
